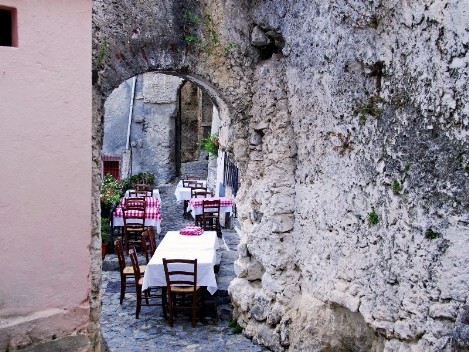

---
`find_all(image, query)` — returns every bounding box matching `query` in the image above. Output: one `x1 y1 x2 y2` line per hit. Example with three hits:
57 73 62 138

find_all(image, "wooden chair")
183 175 203 180
129 247 167 319
163 258 202 327
147 226 157 253
141 229 157 264
191 190 213 226
128 190 149 198
134 183 153 196
122 198 146 251
190 187 209 198
200 199 221 235
141 232 151 264
183 180 203 188
114 239 146 305
182 181 204 218
192 190 213 198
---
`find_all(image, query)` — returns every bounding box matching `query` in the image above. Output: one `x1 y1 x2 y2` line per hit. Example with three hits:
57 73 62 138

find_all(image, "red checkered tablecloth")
188 197 233 208
114 206 162 220
121 196 160 209
179 226 204 236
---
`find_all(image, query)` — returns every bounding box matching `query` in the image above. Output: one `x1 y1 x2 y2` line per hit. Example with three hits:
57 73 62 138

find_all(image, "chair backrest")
163 258 197 290
147 227 157 254
114 239 127 273
192 190 213 198
141 231 151 264
202 199 220 214
128 246 142 282
123 198 146 228
128 190 150 198
124 197 146 210
184 175 202 180
191 187 208 198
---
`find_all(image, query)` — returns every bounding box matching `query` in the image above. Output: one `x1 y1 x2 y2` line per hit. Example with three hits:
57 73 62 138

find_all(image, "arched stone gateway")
92 1 468 352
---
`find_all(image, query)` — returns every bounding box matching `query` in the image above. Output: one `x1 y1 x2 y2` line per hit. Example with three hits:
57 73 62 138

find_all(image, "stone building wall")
94 0 468 351
103 72 183 184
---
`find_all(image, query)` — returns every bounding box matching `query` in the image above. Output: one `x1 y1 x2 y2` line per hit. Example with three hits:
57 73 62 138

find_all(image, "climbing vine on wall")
182 11 236 56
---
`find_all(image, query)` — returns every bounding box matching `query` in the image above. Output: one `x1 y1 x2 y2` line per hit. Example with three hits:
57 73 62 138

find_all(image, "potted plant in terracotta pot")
101 217 111 260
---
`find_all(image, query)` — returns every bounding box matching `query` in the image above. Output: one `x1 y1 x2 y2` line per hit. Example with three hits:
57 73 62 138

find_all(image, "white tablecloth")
142 231 219 294
125 189 161 203
174 180 207 202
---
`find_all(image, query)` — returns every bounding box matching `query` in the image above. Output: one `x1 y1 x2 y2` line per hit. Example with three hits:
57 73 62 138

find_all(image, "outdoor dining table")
174 179 208 202
112 196 162 233
187 197 234 217
142 230 219 294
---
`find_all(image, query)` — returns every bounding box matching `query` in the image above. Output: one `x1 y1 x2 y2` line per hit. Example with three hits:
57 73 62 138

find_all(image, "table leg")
162 286 168 320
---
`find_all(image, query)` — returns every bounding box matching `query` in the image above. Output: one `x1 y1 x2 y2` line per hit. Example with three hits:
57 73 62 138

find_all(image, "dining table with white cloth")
174 180 207 202
142 230 219 294
187 197 233 217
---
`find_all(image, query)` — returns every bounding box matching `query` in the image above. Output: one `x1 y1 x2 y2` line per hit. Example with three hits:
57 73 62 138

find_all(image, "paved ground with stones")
101 160 268 351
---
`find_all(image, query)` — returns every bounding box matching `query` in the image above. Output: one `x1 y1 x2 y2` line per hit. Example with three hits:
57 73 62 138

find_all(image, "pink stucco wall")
0 0 92 348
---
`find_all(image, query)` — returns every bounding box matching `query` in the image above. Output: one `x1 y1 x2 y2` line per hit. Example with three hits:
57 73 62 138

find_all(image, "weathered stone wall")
231 1 469 351
94 0 468 351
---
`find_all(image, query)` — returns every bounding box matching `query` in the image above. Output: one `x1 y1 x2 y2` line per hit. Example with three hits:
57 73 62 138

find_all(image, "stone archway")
91 2 255 346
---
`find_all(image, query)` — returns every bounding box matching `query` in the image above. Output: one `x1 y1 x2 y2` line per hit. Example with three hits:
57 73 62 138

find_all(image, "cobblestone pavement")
101 160 269 352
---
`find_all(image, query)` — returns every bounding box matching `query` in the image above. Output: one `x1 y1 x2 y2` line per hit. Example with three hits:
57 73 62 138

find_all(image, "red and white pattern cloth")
188 197 233 208
114 206 162 220
121 196 160 209
179 226 204 236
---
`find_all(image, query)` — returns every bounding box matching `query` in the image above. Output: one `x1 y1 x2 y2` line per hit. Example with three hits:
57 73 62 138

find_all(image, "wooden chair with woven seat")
200 199 221 235
129 247 167 319
122 197 146 251
114 238 146 305
163 258 202 327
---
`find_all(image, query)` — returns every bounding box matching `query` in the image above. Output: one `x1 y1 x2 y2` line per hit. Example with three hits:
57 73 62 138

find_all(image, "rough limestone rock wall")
230 1 468 351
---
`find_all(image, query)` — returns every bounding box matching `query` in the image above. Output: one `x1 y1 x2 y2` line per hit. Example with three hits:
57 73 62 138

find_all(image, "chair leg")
144 289 150 304
162 287 168 320
168 292 174 327
191 293 196 327
136 288 141 319
120 274 126 304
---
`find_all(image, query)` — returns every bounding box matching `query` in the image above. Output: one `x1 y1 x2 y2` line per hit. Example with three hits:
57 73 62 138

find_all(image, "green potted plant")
121 172 156 192
200 133 219 157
